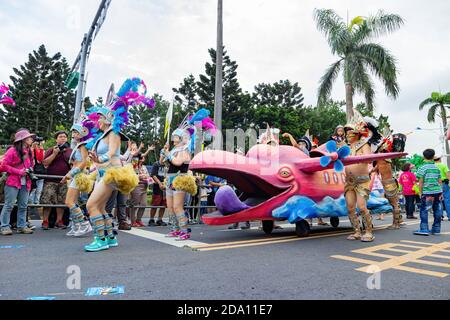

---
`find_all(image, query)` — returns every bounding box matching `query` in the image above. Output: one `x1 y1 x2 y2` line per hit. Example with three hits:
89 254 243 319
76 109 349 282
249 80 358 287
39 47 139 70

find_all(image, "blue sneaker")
431 230 441 235
84 237 110 252
107 237 119 248
413 230 430 236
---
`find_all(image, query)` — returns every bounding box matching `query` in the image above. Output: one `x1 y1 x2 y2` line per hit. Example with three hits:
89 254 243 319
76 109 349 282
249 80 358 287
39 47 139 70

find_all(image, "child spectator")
414 149 442 236
399 163 418 219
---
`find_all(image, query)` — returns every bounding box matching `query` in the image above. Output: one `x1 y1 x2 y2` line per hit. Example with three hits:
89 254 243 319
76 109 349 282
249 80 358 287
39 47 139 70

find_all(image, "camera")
25 168 39 182
34 136 44 143
57 142 70 153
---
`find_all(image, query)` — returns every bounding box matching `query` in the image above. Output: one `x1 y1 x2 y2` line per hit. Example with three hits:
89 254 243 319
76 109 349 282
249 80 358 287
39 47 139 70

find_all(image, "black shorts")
207 192 216 207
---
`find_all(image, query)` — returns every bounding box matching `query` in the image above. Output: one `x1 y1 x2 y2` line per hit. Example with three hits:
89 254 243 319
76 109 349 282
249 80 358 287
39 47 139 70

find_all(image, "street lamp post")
214 0 223 150
69 0 113 127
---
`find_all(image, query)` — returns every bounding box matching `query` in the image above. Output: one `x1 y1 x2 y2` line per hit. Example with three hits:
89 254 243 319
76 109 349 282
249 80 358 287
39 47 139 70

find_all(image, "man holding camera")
41 131 72 230
435 156 450 221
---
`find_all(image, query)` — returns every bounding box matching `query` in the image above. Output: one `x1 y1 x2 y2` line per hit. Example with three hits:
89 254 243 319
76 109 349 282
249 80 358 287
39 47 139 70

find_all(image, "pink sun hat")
14 129 36 143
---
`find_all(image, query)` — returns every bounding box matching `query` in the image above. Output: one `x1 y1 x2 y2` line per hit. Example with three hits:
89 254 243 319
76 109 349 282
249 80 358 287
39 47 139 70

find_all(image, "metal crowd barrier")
0 174 218 223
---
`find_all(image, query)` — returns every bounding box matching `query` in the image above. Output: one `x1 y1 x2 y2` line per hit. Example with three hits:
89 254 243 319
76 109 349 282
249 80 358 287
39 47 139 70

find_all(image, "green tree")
314 9 403 120
173 74 200 115
196 48 252 132
0 45 75 143
303 100 347 144
253 80 304 109
419 91 450 165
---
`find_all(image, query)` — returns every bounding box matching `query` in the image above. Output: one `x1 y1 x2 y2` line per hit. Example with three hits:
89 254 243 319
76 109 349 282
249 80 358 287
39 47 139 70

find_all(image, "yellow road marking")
332 255 449 278
391 265 448 278
333 241 450 278
413 259 450 268
356 242 450 273
199 230 353 252
193 221 420 252
400 240 434 246
192 235 299 249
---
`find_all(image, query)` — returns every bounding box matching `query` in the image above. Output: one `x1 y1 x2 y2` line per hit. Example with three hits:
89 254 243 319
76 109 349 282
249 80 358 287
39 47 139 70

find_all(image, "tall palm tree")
314 9 404 120
419 91 450 165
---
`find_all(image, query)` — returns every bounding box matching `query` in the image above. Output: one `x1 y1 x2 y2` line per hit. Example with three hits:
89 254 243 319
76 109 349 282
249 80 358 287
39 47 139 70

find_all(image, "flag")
164 100 174 140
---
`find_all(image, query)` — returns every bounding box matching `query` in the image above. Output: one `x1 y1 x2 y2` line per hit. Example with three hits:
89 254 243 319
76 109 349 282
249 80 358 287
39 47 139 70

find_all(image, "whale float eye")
279 169 291 178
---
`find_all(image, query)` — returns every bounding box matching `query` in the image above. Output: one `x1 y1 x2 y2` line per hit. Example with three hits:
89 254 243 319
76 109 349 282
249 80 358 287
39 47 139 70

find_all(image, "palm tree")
314 9 404 120
419 92 450 165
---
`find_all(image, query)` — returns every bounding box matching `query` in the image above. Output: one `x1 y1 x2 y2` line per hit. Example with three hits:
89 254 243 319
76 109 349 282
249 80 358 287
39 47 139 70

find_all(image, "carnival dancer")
61 116 97 237
84 78 155 252
164 109 216 241
344 113 375 242
365 117 404 230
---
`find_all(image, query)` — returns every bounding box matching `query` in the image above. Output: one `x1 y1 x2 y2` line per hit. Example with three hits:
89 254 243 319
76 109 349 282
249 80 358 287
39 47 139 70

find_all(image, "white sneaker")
74 221 92 237
66 223 80 237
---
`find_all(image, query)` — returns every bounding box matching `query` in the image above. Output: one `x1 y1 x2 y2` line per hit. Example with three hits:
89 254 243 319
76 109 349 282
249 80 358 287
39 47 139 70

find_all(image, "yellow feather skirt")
74 172 96 194
103 164 139 195
172 175 198 196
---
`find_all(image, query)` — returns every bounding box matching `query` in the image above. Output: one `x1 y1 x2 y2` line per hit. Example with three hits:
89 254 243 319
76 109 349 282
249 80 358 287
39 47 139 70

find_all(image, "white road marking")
121 228 207 248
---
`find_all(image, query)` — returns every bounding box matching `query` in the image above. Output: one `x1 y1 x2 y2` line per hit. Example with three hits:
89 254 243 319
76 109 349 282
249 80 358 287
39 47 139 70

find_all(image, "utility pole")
214 0 223 150
69 0 113 126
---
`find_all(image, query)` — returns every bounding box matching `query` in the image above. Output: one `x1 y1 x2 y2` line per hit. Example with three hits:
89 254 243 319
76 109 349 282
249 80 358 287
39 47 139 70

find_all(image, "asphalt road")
1 214 449 300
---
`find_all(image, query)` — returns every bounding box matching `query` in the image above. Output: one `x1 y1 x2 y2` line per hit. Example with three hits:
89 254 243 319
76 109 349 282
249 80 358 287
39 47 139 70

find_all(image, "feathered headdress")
0 83 16 107
364 116 395 152
87 77 155 134
344 109 370 137
71 113 100 146
172 108 217 153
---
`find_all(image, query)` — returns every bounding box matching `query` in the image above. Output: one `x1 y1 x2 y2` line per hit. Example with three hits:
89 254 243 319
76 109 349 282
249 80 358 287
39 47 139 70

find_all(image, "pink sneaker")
165 230 182 238
175 232 191 241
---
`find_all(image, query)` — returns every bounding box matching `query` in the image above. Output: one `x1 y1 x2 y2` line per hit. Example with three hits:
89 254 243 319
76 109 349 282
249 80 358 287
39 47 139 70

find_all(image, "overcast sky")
1 0 449 156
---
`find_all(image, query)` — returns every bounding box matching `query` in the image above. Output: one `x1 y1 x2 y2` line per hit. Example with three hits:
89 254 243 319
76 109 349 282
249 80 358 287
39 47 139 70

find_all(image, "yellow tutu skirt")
103 164 139 195
173 175 198 196
74 172 96 194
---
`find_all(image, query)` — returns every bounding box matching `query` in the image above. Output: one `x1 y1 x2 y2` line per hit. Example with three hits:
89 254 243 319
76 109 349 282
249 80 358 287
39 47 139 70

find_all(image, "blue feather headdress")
172 108 217 153
87 77 156 135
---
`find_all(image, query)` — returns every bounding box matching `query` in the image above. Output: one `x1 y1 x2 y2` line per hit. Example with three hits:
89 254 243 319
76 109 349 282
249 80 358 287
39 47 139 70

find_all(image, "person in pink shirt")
399 163 418 219
1 129 36 235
